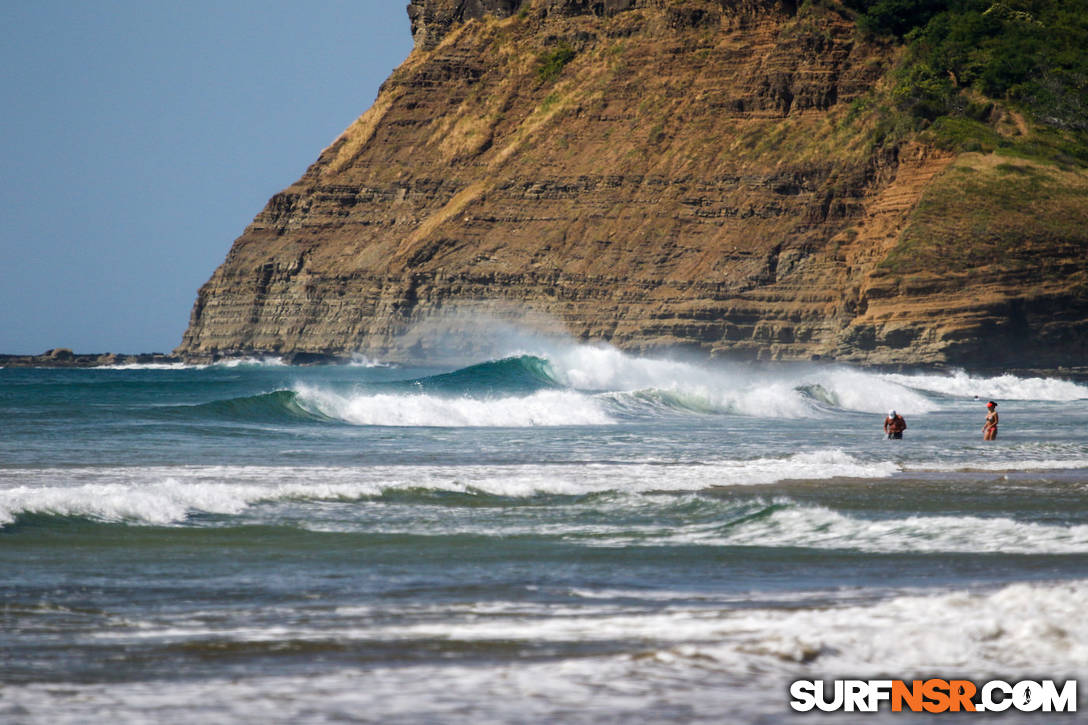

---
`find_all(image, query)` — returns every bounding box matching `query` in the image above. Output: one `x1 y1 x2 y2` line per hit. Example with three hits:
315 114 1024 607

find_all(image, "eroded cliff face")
177 0 1088 366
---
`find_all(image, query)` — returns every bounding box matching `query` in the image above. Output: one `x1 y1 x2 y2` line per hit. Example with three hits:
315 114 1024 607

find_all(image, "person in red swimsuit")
983 401 999 440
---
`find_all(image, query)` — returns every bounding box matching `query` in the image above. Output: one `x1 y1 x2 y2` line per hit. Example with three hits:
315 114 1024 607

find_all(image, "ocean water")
2 341 1087 723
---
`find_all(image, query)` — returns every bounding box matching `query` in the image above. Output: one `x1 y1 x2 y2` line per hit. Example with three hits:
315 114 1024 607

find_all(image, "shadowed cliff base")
176 0 1088 368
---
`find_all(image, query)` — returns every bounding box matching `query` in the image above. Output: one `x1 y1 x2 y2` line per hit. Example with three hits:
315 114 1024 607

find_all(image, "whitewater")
2 341 1086 723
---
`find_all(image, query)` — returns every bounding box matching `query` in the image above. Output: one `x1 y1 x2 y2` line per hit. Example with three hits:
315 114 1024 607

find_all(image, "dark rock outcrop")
0 352 182 368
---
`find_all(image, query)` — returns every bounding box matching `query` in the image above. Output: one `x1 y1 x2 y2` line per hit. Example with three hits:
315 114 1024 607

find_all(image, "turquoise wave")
149 356 563 426
393 355 561 395
26 354 946 430
165 390 333 424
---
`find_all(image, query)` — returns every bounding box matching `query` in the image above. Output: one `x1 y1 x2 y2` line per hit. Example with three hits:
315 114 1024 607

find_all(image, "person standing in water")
884 409 907 439
983 401 999 440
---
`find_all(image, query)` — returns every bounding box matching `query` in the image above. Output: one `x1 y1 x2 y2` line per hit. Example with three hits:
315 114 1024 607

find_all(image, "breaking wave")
4 579 1083 723
283 349 951 426
294 386 612 427
0 452 894 527
710 500 1088 554
76 345 1088 428
4 475 1087 555
176 390 333 424
880 368 1088 401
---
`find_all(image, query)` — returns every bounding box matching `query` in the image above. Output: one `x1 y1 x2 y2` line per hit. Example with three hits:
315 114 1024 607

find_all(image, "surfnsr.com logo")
789 679 1078 713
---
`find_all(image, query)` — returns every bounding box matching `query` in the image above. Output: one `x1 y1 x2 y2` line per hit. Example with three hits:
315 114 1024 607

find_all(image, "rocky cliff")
176 0 1088 366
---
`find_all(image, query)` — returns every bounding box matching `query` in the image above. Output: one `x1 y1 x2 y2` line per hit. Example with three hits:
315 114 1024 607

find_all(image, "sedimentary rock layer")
177 0 1088 366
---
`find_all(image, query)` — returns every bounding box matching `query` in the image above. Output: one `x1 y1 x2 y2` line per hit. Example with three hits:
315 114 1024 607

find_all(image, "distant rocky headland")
0 349 181 368
0 349 339 368
175 0 1087 367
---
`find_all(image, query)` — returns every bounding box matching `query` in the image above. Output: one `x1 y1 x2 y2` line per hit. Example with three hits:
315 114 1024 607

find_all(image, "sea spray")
508 343 941 415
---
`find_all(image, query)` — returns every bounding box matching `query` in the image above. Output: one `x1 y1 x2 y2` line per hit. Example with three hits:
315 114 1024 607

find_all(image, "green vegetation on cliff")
847 0 1088 163
841 0 1088 291
536 42 576 83
883 155 1088 275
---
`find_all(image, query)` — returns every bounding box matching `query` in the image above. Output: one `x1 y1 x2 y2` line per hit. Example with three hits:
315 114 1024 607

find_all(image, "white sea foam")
96 362 196 370
47 580 1088 670
909 457 1088 473
509 343 942 417
293 384 614 427
803 366 940 414
882 368 1088 401
527 341 1088 416
346 353 390 368
5 581 1084 724
0 453 894 526
3 456 1083 554
546 344 705 392
0 476 381 526
97 357 288 371
214 356 287 368
683 579 1088 680
545 345 819 416
717 501 1088 554
8 460 1088 557
706 449 899 484
306 581 1088 674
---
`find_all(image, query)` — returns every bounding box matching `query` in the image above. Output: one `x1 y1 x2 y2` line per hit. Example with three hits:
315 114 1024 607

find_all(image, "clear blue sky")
0 1 412 354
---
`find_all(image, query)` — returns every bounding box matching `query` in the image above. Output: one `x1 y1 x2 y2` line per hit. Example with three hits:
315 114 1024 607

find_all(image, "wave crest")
0 453 890 526
882 369 1088 401
717 501 1088 554
294 386 612 427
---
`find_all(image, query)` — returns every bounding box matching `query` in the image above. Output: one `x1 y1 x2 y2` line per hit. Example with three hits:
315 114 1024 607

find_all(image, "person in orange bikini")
982 401 999 440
